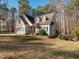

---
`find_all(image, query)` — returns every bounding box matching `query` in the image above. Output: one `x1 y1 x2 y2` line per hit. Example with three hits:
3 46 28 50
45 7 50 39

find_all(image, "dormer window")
42 16 46 22
36 17 42 23
39 17 42 21
36 17 40 23
46 16 49 21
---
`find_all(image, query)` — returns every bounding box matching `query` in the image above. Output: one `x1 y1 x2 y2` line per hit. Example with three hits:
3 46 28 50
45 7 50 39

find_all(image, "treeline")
57 0 79 41
0 1 17 20
32 4 56 16
66 0 79 32
18 0 56 16
0 0 17 33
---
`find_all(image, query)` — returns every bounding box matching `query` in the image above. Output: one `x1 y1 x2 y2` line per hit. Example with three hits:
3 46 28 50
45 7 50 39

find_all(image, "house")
15 14 35 35
15 13 57 36
35 13 56 36
0 19 7 32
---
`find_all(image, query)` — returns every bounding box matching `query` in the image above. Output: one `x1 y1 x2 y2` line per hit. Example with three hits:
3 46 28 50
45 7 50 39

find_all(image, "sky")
7 0 69 12
7 0 49 9
29 0 49 8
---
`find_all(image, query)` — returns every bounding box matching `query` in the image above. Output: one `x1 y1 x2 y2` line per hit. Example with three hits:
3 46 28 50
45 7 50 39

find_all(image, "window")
42 27 48 32
42 16 46 22
36 17 40 23
46 17 49 21
46 27 48 31
51 22 54 25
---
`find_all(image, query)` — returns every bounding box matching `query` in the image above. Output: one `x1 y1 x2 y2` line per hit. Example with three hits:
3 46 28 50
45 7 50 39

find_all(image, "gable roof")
16 14 35 26
24 14 35 24
35 12 55 25
19 15 27 24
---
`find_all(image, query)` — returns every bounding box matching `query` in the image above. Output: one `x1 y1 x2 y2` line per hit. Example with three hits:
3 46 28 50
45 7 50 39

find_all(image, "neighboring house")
35 13 56 36
15 14 35 35
0 19 7 32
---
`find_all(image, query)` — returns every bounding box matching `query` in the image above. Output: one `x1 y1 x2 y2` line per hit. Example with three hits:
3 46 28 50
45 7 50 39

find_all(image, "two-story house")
35 13 56 36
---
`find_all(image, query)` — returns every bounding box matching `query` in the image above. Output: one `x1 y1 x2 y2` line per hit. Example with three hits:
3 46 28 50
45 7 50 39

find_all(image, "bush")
38 29 48 35
72 27 79 36
58 33 69 40
70 27 79 41
58 27 79 41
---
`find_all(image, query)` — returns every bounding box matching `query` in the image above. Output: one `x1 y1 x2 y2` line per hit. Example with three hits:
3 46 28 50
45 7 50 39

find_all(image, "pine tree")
18 0 30 15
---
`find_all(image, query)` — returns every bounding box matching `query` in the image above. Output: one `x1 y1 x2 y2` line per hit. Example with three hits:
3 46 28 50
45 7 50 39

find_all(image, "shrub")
58 34 64 39
70 27 79 41
38 29 48 35
58 27 79 41
58 33 69 40
72 27 79 36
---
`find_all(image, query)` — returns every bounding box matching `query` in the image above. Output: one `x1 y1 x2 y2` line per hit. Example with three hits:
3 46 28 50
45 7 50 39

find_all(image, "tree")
67 0 79 25
0 3 9 20
11 7 17 20
0 1 9 33
60 0 65 34
10 7 17 32
47 4 56 13
32 3 56 16
49 0 65 34
32 6 48 16
69 0 79 10
6 18 13 33
66 0 79 13
18 0 30 15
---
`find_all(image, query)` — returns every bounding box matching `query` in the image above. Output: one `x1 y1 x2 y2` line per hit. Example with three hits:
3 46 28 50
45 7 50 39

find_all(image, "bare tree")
49 0 66 34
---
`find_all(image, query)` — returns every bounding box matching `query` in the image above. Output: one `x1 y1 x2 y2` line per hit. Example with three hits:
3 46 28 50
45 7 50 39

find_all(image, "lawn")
0 35 79 59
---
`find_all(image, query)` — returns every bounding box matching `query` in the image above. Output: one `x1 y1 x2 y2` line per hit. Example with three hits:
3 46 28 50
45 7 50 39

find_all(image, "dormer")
42 16 48 22
36 17 40 23
46 16 49 21
42 16 46 22
36 17 42 23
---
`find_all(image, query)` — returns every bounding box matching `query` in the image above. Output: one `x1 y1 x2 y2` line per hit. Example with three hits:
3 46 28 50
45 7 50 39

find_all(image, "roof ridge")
35 12 54 17
19 15 27 24
24 14 35 24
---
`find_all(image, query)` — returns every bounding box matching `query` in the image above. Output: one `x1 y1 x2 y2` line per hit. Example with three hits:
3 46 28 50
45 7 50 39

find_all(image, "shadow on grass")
0 36 54 51
0 45 79 59
47 48 79 59
0 36 43 42
1 46 79 59
0 36 79 59
13 36 42 42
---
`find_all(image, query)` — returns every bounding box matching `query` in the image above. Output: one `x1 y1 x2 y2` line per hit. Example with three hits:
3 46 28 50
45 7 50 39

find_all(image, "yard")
0 35 79 59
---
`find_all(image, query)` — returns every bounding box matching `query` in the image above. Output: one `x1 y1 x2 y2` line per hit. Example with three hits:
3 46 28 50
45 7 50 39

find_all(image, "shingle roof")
18 14 35 25
19 15 28 24
35 12 55 25
24 14 35 24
